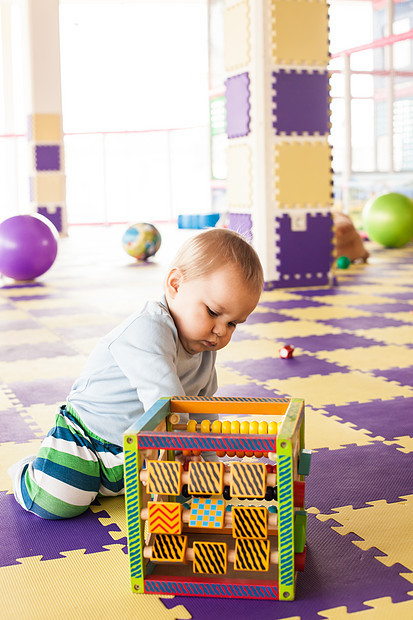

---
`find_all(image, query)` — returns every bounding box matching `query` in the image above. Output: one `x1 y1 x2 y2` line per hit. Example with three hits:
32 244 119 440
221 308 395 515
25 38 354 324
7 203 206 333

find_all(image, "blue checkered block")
189 497 225 529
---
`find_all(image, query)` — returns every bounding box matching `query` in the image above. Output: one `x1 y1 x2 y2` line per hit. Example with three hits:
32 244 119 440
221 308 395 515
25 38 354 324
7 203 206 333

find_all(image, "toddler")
9 228 263 519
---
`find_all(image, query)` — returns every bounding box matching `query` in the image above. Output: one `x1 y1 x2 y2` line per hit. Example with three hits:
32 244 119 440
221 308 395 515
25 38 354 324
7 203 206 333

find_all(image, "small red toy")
279 345 294 359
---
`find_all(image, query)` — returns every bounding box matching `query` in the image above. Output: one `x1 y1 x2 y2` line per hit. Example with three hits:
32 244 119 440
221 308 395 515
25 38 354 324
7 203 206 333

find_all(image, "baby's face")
167 264 260 355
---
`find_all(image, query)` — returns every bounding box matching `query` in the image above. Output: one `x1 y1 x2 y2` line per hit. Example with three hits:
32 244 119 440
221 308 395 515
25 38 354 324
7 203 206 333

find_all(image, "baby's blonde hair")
171 228 264 293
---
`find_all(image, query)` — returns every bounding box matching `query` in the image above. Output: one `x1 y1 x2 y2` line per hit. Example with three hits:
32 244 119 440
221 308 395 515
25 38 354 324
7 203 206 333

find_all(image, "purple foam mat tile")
230 330 260 342
272 69 330 135
289 288 353 298
320 315 407 330
215 383 287 399
287 332 386 353
161 514 413 618
306 443 413 512
2 342 80 363
228 213 252 240
7 379 74 407
37 207 63 233
322 397 413 440
370 367 413 388
351 302 413 313
370 291 413 301
277 214 334 277
6 293 62 302
222 355 348 382
244 311 295 325
225 72 251 139
35 145 60 171
27 305 94 317
0 408 41 443
0 301 16 311
260 299 325 310
0 494 125 567
1 283 46 291
0 319 40 331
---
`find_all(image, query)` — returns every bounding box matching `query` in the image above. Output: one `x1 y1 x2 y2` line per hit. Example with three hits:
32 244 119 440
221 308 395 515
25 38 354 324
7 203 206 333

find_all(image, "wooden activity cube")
123 396 310 601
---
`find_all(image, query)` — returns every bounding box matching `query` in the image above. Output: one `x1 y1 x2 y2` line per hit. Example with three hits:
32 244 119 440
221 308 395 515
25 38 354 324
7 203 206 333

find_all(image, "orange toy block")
188 461 224 495
232 506 268 540
147 460 183 496
234 539 270 572
147 501 183 535
230 462 267 498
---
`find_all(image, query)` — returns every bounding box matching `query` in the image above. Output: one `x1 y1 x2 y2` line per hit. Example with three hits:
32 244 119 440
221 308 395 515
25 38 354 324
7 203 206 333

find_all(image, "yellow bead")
259 421 268 434
231 420 240 434
211 420 222 434
201 420 211 434
222 420 232 435
268 421 278 435
187 420 197 433
240 421 250 434
249 421 259 435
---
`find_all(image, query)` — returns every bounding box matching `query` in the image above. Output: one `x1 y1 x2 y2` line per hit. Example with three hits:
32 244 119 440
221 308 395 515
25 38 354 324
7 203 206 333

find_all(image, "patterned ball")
122 223 161 260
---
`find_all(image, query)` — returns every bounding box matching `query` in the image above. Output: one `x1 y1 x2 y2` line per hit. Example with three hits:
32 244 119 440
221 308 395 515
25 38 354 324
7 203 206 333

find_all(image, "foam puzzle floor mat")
0 224 412 619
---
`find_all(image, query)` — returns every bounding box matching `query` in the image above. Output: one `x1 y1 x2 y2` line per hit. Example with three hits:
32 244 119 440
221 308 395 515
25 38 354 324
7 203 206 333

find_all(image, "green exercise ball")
362 192 413 248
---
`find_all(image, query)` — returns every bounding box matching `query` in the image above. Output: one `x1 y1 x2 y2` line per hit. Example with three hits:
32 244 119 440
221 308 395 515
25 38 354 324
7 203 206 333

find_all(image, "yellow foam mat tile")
1 328 60 346
0 286 54 298
384 436 413 454
0 355 87 383
352 325 413 347
23 403 61 435
0 546 191 620
12 298 79 310
313 345 413 372
216 366 253 387
310 294 396 307
314 495 413 578
339 283 413 297
32 173 65 203
35 313 120 329
30 113 62 142
0 386 24 411
90 496 128 541
305 407 384 451
70 336 103 355
318 597 413 619
264 372 413 408
239 319 342 339
0 309 36 322
224 0 251 71
274 141 333 208
226 144 253 209
217 338 283 363
270 0 329 66
260 290 303 303
277 306 373 322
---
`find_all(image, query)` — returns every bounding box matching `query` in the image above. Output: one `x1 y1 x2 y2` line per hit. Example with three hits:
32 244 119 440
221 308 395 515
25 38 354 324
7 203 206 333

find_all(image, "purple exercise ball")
0 214 59 281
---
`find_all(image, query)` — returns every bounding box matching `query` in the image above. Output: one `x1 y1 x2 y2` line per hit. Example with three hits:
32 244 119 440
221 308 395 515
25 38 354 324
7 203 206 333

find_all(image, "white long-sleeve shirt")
68 295 217 446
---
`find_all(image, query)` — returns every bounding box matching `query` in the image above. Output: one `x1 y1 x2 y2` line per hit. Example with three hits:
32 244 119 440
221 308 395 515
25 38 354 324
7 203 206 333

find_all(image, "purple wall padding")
272 70 330 135
225 73 251 139
227 213 253 242
273 212 334 287
35 145 61 171
37 207 63 233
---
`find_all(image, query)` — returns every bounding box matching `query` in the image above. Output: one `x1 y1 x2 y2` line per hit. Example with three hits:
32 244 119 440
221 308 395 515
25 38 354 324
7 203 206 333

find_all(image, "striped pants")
11 405 124 519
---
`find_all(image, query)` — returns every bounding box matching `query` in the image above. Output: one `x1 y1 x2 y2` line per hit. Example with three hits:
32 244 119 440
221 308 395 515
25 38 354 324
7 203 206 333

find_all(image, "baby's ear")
165 268 183 298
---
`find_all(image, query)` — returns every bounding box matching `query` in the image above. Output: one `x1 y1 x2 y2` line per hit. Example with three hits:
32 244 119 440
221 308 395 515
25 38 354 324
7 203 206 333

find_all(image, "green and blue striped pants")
12 404 125 519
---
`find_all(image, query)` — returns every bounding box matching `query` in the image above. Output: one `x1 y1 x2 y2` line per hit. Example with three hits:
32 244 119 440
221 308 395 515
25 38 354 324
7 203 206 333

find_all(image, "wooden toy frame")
123 396 307 601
